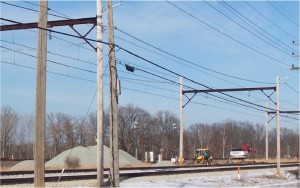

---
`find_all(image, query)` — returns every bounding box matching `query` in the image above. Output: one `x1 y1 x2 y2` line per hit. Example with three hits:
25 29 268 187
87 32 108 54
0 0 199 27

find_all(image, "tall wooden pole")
107 0 119 186
96 0 104 187
178 77 184 163
34 0 48 187
276 76 281 176
265 101 269 162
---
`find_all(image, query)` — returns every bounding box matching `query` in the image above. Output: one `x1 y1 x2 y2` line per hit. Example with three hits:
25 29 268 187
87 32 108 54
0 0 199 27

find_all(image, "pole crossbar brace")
183 93 196 108
268 114 276 123
69 24 97 51
261 90 276 105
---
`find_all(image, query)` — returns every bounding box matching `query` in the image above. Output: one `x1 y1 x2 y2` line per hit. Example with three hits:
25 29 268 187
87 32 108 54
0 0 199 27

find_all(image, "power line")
244 1 298 41
1 44 274 114
205 1 294 57
115 27 275 85
0 17 280 113
1 1 69 20
284 83 300 95
3 60 298 122
221 1 297 55
21 0 73 20
1 39 96 65
1 45 97 74
266 1 299 28
165 1 291 67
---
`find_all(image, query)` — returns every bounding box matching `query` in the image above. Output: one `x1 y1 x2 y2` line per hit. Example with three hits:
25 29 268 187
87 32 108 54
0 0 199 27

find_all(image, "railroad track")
1 162 299 185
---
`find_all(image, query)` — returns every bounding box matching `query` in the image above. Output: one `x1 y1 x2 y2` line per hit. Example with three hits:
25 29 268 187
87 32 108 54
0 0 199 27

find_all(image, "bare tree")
118 104 151 159
151 110 179 159
16 114 34 159
1 105 19 158
46 112 66 158
74 116 88 146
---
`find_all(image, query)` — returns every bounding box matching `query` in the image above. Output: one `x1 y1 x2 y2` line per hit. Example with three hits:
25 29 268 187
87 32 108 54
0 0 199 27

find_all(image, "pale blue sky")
1 1 299 130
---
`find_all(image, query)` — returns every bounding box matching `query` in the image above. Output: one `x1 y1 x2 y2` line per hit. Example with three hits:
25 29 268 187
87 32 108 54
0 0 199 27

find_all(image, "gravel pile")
9 160 34 171
10 145 143 170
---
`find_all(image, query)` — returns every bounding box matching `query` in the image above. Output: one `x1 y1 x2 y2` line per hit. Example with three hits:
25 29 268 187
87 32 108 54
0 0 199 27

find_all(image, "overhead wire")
266 1 300 28
21 0 73 20
165 1 291 67
4 1 296 124
1 39 96 65
1 1 70 20
0 60 273 120
244 1 298 41
1 0 298 119
4 59 298 122
221 1 297 55
1 17 280 113
284 83 300 95
2 0 281 87
204 1 295 58
1 42 277 114
4 37 276 109
115 27 275 85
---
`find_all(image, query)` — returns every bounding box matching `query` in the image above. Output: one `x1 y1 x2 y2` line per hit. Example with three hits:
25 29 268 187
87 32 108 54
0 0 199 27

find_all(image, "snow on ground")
4 167 299 187
120 167 299 187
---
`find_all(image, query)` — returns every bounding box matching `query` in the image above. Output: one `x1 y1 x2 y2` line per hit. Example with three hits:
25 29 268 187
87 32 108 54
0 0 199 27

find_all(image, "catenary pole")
179 77 184 163
107 0 119 186
276 76 281 176
96 0 104 187
265 101 269 162
34 0 48 187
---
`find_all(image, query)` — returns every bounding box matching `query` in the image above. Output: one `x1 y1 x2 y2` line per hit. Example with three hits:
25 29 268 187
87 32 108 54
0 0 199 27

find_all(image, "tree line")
1 104 299 161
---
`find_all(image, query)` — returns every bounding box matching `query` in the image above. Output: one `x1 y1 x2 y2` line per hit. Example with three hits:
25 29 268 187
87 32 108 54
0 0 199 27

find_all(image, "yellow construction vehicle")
194 147 213 165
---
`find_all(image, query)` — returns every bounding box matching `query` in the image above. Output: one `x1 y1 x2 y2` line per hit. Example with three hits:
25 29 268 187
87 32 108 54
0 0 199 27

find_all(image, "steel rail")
1 162 299 185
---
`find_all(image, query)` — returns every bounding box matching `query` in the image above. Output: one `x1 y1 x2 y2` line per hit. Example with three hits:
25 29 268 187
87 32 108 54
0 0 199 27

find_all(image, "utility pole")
276 76 281 176
107 0 119 186
96 0 104 187
178 77 184 163
34 0 48 187
265 101 269 162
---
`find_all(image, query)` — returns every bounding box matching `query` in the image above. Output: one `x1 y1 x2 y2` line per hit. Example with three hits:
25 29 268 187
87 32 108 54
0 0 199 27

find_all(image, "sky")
1 0 299 131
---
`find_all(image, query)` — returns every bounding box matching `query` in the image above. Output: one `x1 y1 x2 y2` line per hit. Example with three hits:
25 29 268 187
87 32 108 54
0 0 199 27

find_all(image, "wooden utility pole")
96 0 104 187
276 76 281 176
107 0 119 186
34 0 48 187
178 77 184 163
265 101 269 162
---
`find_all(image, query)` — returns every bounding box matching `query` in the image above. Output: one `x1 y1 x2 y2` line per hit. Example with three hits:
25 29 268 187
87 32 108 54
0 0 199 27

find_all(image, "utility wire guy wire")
1 17 281 113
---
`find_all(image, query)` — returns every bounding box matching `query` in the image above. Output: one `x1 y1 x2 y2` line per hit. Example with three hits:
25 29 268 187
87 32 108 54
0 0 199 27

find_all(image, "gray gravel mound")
10 145 143 170
45 145 143 169
9 160 34 171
